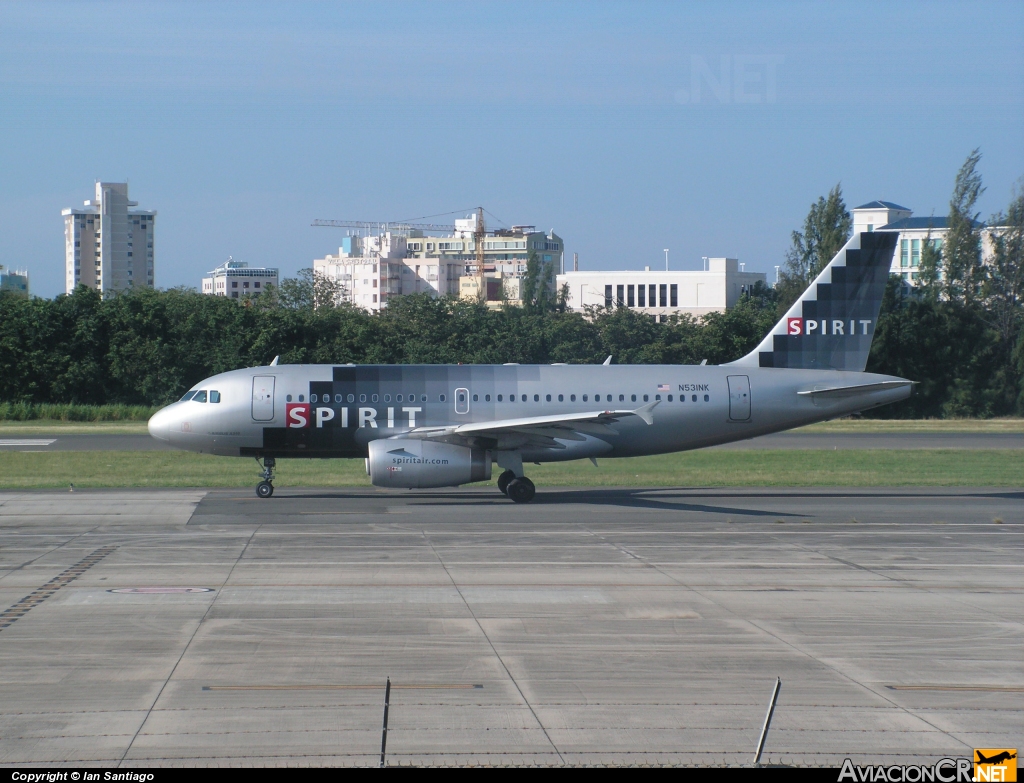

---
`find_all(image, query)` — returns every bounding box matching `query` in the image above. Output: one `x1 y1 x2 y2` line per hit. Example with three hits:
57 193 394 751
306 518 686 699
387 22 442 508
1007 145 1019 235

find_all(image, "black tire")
497 470 516 496
506 477 536 504
256 481 274 498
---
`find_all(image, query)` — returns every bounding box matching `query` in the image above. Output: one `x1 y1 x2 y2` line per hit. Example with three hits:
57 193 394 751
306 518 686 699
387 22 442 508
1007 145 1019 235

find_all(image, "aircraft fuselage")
148 363 911 461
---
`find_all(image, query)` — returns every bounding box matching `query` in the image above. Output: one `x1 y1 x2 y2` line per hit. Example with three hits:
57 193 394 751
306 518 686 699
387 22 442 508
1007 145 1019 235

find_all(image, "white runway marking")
0 439 56 447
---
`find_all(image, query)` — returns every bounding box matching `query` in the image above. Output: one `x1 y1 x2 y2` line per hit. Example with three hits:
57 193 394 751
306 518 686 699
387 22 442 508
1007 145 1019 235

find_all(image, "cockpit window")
209 390 221 403
179 391 197 402
193 390 208 403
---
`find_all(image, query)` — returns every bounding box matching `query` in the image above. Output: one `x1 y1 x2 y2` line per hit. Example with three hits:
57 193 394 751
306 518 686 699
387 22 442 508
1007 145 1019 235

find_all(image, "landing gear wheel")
497 470 516 496
506 477 536 504
256 457 276 498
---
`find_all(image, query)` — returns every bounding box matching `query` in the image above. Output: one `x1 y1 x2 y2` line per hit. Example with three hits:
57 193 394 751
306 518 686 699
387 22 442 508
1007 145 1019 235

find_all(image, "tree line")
1 152 1020 418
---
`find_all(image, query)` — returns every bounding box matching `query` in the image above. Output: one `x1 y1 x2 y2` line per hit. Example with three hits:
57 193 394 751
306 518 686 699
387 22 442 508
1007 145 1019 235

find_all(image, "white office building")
63 182 155 294
557 258 766 319
853 201 995 283
202 258 279 298
0 265 29 298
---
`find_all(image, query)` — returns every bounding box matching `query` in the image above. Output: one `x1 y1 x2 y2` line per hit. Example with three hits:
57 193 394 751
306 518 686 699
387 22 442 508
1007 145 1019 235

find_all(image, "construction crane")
313 208 491 303
311 219 456 234
473 206 485 301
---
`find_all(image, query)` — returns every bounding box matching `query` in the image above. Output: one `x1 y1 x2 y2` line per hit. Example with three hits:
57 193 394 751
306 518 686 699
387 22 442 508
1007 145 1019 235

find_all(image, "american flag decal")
657 384 670 392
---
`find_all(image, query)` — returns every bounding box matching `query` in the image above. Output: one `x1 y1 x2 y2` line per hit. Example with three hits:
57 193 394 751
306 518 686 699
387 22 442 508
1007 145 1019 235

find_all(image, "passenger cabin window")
360 394 366 403
420 394 427 402
311 394 317 403
286 394 293 402
472 394 478 401
534 394 539 402
643 395 649 402
485 394 491 401
558 394 564 402
655 394 661 401
193 390 208 403
179 391 196 401
693 394 698 402
619 394 624 402
336 394 343 403
668 394 673 402
631 394 636 402
298 395 305 402
497 394 503 402
396 394 402 402
704 394 709 402
570 394 576 402
582 395 588 402
348 394 355 403
546 394 551 402
210 391 221 403
384 394 391 402
439 394 446 402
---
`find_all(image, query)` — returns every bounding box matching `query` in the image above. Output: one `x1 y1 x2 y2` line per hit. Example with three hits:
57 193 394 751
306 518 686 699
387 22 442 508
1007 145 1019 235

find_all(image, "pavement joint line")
779 538 1015 621
202 684 485 690
583 524 978 755
885 685 1024 692
0 545 116 631
422 529 566 765
117 521 261 767
0 527 104 584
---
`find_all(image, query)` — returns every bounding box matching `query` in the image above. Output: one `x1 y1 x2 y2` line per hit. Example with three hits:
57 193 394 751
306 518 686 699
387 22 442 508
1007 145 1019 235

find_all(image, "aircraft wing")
797 380 913 398
402 401 659 450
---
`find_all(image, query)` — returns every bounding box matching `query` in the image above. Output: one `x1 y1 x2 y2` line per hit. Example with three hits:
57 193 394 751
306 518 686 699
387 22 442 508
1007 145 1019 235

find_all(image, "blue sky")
3 1 1023 297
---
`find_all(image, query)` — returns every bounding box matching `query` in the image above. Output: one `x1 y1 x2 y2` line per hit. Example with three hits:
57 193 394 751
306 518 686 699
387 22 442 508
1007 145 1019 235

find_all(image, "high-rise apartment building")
62 182 156 294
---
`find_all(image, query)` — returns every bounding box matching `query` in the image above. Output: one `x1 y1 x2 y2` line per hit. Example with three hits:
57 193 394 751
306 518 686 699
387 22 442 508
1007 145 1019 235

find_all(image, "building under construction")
312 212 563 311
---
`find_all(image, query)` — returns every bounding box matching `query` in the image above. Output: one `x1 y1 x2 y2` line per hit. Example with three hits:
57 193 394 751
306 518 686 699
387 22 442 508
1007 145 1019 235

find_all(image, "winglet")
269 355 280 366
602 355 612 366
632 400 660 425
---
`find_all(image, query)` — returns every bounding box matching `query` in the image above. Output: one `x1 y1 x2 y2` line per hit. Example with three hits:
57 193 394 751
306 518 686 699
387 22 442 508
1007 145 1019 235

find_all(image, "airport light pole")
664 249 669 271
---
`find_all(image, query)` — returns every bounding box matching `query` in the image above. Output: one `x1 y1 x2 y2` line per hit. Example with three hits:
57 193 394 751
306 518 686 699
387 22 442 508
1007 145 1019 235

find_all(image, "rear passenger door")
727 375 751 421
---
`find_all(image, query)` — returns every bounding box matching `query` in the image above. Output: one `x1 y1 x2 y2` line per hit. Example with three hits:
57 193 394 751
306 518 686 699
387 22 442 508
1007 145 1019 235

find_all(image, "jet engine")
366 439 492 489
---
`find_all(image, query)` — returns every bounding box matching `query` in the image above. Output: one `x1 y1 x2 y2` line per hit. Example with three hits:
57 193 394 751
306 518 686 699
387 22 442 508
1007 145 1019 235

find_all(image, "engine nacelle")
366 439 492 489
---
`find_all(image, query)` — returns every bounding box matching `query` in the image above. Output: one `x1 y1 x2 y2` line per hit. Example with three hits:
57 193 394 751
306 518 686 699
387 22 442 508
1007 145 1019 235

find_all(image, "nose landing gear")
256 457 276 498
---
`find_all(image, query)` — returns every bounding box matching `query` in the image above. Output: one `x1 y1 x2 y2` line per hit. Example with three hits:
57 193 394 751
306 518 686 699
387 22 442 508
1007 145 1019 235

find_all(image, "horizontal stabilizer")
796 380 913 398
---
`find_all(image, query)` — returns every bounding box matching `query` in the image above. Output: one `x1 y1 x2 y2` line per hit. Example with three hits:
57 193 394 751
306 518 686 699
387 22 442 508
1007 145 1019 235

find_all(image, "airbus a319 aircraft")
149 232 911 502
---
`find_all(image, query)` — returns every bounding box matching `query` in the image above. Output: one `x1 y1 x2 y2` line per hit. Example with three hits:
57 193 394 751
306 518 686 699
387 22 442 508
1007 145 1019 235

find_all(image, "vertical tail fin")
729 231 897 371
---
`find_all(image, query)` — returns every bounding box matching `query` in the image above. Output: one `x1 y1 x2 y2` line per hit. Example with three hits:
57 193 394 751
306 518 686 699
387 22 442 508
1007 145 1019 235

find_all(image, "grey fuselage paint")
148 363 911 463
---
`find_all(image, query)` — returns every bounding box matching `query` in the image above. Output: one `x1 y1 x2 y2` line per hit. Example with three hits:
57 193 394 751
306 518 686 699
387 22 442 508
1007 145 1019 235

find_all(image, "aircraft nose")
148 406 174 442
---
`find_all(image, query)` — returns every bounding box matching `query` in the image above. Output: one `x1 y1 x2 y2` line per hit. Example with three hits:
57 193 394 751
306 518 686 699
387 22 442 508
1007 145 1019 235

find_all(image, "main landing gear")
256 456 276 498
497 469 536 504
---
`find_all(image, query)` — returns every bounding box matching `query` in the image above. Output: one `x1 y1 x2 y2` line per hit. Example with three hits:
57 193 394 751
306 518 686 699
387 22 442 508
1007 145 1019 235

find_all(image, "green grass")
0 421 151 434
802 417 1024 433
1 449 1020 489
0 403 156 422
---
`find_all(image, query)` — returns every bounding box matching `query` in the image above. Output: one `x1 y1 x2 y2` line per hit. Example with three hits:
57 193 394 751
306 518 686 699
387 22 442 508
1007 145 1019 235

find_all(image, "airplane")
148 231 912 502
975 751 1016 765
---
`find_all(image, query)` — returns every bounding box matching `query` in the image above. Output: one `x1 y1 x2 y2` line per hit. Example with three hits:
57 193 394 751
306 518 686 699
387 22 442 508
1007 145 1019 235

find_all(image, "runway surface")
0 431 1021 451
0 486 1020 767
